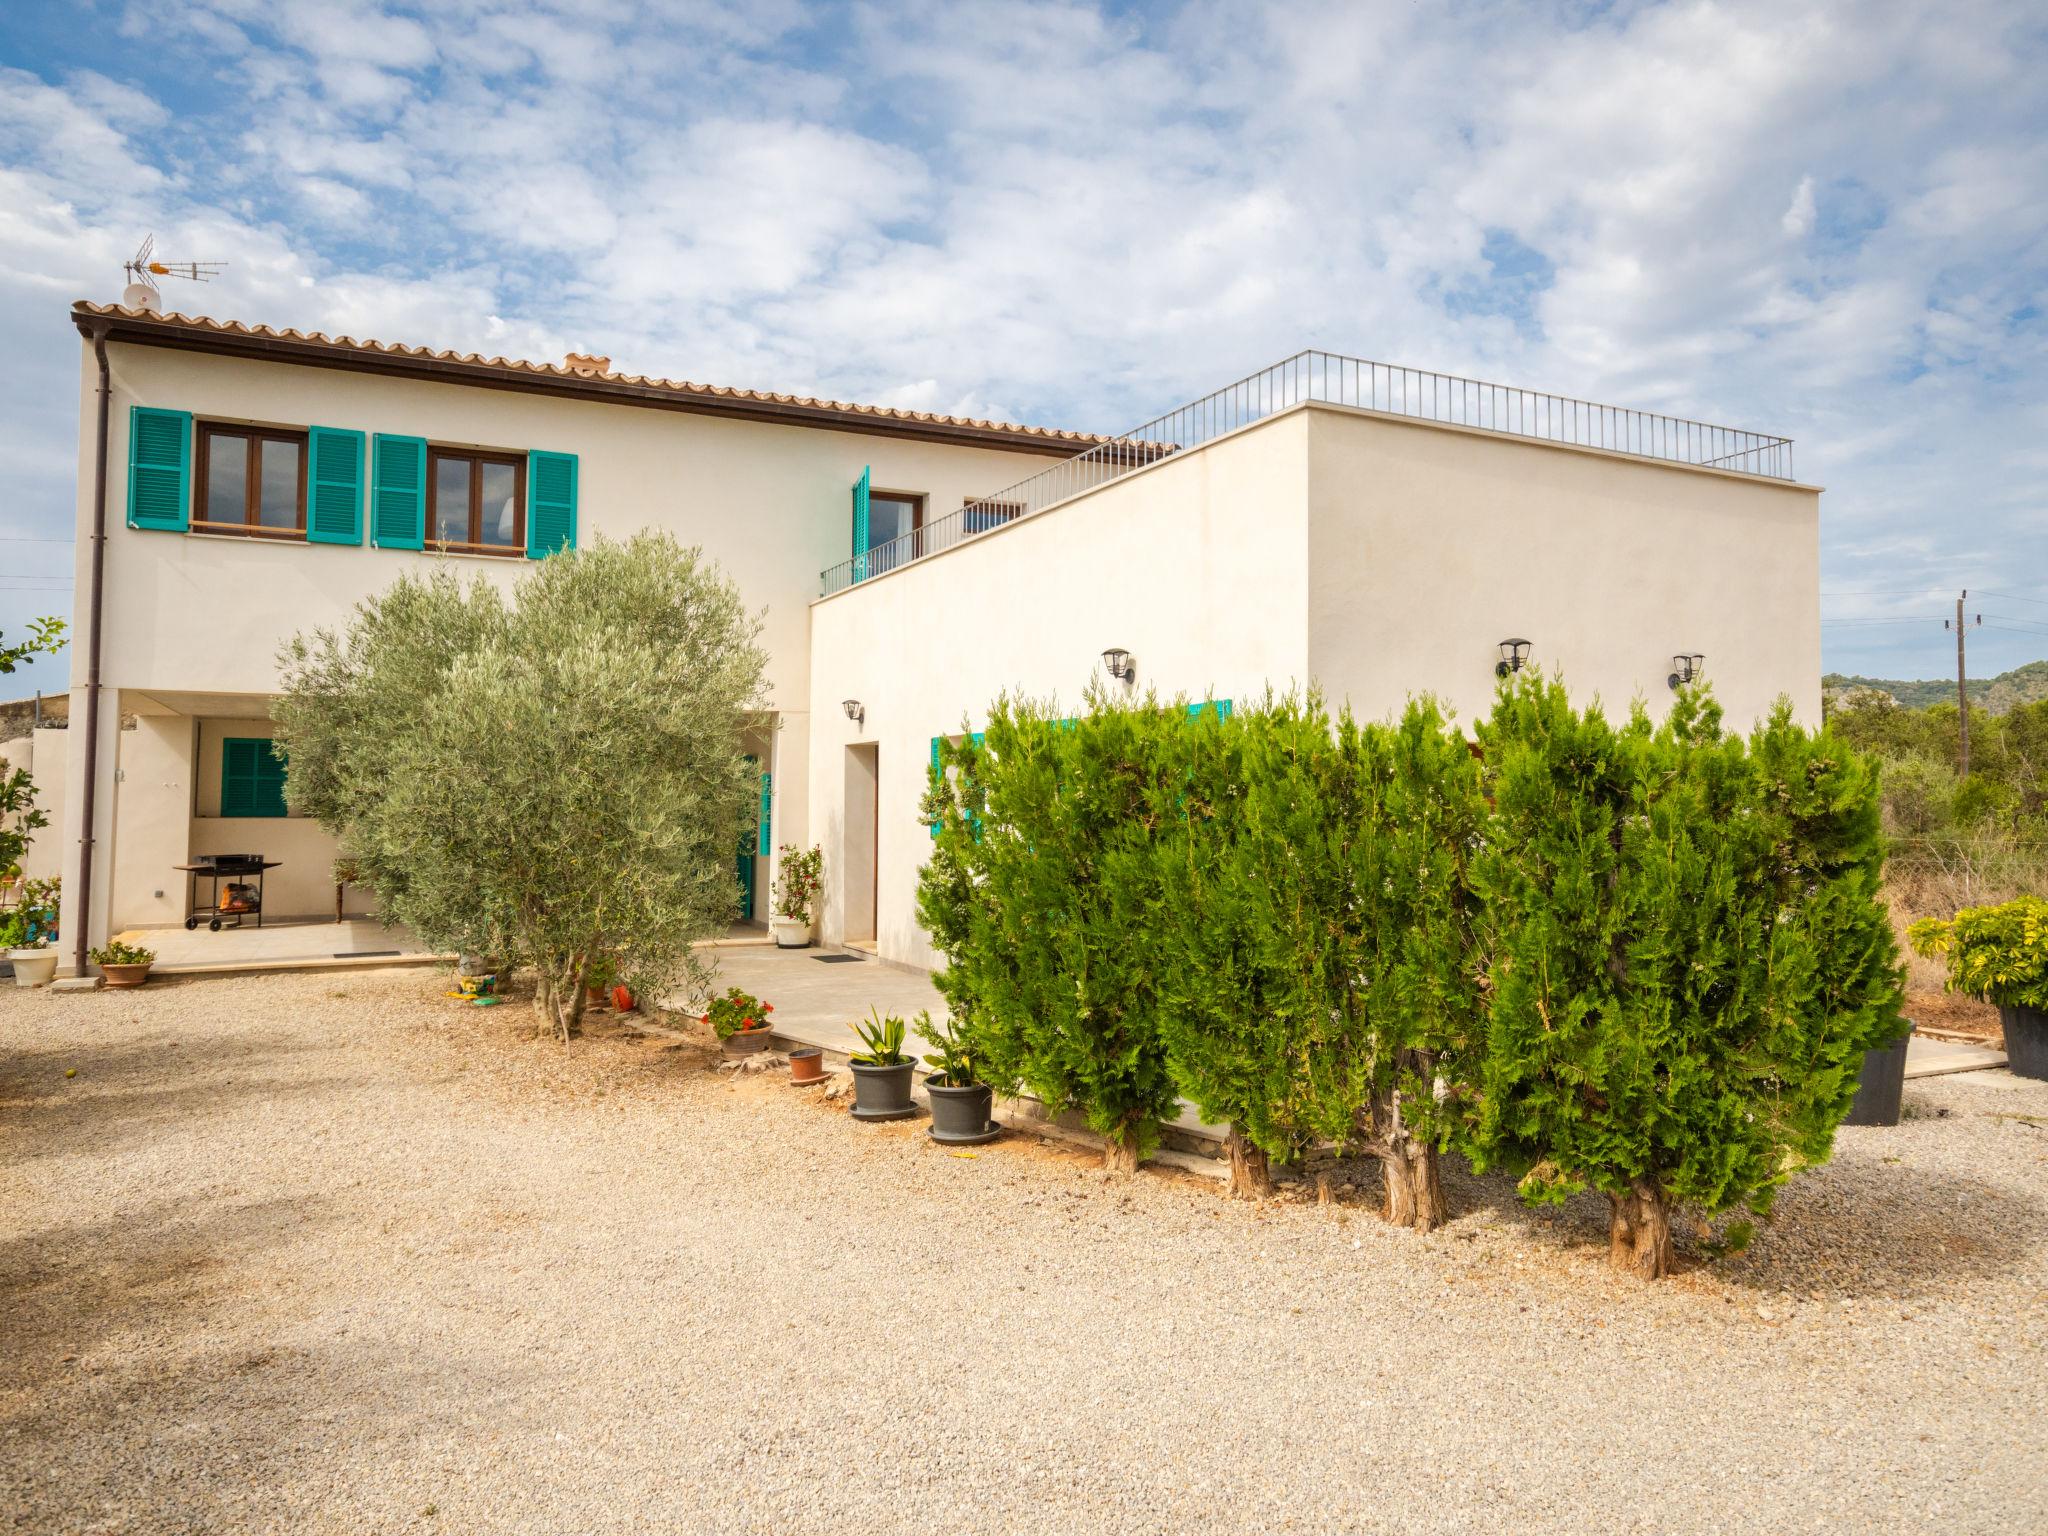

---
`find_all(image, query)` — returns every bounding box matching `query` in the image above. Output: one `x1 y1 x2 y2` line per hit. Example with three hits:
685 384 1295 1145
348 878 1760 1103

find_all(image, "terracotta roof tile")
71 301 1107 448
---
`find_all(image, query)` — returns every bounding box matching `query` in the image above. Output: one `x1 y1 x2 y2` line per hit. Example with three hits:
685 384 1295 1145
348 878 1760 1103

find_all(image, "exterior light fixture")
1495 638 1532 678
1668 653 1705 690
1101 648 1136 684
842 699 865 726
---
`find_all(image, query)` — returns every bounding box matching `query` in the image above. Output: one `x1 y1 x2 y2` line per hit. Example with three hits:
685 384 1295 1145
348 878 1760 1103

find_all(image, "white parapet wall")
806 400 1821 970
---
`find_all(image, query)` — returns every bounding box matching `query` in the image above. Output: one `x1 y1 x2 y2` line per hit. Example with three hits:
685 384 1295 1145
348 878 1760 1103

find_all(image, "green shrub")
89 939 155 967
921 690 1182 1173
1908 896 2048 1011
703 987 772 1039
1151 694 1484 1219
1468 678 1904 1279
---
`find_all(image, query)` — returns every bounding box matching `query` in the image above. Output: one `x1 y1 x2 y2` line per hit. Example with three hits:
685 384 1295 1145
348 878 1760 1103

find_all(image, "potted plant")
89 938 156 989
5 876 61 988
916 1009 999 1144
769 843 824 948
1911 897 2048 1079
705 986 775 1054
847 1008 918 1120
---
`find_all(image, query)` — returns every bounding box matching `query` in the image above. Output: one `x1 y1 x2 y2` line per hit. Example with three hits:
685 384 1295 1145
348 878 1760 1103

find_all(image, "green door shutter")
852 467 870 584
307 426 365 545
929 736 941 837
527 450 578 557
127 407 191 531
758 768 773 857
371 434 426 549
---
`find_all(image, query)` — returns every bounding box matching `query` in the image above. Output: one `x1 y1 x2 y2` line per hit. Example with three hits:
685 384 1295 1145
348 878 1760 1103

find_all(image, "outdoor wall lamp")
1668 653 1705 690
1495 638 1532 678
1101 648 1136 685
842 699 865 727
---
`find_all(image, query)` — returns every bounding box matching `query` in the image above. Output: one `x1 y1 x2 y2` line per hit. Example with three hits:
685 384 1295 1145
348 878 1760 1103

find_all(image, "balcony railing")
820 349 1795 595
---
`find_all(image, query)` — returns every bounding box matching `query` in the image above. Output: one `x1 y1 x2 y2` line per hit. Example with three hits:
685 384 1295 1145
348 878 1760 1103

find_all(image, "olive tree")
275 534 767 1040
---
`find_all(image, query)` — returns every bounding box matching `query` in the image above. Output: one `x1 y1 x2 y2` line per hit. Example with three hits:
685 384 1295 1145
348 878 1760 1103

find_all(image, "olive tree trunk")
1607 1181 1675 1280
1224 1124 1275 1200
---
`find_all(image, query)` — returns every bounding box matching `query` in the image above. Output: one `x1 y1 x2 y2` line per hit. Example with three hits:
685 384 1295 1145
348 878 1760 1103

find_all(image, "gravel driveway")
4 969 2045 1534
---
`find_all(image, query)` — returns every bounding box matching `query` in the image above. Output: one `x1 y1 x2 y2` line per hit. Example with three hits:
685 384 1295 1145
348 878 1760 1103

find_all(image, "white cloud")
2 0 2046 689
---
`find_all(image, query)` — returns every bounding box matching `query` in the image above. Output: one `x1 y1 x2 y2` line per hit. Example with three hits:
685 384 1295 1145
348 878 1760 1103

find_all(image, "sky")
1 0 2045 699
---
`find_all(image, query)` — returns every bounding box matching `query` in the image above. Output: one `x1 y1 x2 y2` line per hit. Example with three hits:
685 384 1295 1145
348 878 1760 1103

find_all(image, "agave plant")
848 1007 912 1066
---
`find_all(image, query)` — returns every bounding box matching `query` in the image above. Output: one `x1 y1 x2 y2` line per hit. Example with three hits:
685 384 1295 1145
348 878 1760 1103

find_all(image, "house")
51 300 1819 973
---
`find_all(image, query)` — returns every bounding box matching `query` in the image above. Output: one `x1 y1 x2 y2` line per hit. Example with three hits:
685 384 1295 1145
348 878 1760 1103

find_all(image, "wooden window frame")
426 447 527 558
864 490 925 566
191 422 309 541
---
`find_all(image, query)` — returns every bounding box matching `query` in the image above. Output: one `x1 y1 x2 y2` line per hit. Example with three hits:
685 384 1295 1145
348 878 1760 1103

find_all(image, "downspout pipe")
74 322 112 976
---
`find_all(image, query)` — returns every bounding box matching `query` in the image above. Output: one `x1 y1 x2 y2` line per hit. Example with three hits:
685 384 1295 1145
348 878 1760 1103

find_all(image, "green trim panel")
127 407 191 531
371 434 427 549
307 426 366 545
527 450 578 557
221 737 288 819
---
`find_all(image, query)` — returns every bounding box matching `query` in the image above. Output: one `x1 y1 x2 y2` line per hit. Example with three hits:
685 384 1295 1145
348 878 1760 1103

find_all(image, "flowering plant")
703 986 774 1040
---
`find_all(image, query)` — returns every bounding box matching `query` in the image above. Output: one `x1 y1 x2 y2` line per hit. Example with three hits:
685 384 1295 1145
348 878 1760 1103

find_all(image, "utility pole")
1946 592 1980 776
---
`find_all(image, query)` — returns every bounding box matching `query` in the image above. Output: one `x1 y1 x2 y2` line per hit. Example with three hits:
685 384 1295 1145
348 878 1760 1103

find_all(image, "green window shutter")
1186 699 1234 721
930 735 941 838
127 407 191 531
371 434 426 549
307 426 365 545
527 450 578 557
758 769 773 857
221 738 288 819
852 467 870 583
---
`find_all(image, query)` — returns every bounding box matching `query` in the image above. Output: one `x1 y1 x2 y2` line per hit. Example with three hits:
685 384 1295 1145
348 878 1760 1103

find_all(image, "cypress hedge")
917 677 1904 1275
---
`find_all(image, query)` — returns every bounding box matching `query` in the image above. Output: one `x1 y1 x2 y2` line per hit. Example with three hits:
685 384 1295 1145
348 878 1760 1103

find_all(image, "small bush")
1909 896 2048 1011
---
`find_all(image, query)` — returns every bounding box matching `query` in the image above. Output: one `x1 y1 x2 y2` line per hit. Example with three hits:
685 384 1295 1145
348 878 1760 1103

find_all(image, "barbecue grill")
175 853 282 931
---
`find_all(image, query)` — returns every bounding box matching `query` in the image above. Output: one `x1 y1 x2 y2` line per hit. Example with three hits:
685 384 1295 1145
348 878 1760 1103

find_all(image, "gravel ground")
3 969 2046 1535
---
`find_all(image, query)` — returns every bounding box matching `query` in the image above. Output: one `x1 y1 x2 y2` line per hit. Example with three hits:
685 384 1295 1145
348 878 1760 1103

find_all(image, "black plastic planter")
849 1059 918 1121
1845 1020 1914 1127
2000 1005 2048 1080
926 1078 1000 1145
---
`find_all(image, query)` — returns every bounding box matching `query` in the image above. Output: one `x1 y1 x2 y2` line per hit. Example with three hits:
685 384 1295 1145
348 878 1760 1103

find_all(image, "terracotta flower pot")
611 983 636 1012
99 961 152 989
789 1046 825 1083
723 1024 773 1055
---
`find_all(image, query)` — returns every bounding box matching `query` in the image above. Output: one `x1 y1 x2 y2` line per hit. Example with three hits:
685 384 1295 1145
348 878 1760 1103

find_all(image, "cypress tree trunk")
1224 1125 1273 1200
1370 1087 1448 1232
1607 1181 1674 1280
1103 1120 1143 1175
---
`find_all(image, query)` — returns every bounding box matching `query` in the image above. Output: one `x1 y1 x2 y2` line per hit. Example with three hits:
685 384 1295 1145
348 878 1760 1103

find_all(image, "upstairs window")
195 424 306 538
428 448 526 555
862 491 924 574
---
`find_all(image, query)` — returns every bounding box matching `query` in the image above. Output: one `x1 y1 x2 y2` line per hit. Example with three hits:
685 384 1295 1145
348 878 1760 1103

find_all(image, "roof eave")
70 303 1088 457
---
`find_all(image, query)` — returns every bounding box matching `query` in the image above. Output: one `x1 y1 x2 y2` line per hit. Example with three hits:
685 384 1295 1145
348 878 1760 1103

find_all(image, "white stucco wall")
806 409 1314 967
806 401 1819 970
1305 405 1822 730
2 728 67 881
60 337 1070 957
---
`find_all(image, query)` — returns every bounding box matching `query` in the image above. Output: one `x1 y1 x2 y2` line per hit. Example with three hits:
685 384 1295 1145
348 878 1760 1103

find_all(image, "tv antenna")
122 234 226 310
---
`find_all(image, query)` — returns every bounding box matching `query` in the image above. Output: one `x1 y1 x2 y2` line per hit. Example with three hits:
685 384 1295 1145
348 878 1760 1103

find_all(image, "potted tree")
1911 897 2048 1080
847 1008 918 1121
705 986 775 1054
769 844 824 948
5 876 61 989
916 1010 999 1144
89 938 156 989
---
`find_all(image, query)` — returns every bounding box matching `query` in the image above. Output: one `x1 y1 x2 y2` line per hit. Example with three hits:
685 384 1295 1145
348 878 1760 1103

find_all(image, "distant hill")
1823 659 2048 714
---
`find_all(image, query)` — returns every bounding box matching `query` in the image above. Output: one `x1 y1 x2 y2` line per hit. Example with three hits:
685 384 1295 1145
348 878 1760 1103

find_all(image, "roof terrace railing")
820 349 1795 595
